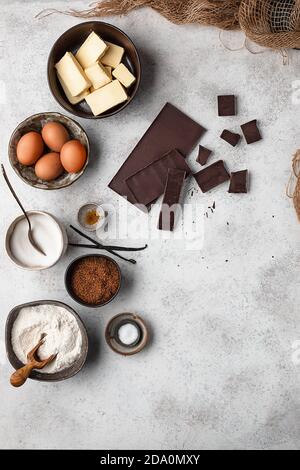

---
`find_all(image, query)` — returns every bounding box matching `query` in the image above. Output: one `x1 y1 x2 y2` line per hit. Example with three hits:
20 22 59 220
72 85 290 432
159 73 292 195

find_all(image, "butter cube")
84 62 111 90
85 80 128 116
55 52 91 97
75 32 108 69
57 73 90 104
90 81 110 93
105 66 112 79
112 63 136 88
101 42 124 68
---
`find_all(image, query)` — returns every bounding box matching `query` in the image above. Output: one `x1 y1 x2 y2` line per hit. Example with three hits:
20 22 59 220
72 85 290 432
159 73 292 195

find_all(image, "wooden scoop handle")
10 363 36 387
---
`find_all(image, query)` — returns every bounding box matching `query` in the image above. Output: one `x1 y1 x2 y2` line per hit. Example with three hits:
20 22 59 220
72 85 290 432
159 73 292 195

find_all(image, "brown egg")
35 152 64 181
41 121 70 152
60 140 87 173
16 131 44 166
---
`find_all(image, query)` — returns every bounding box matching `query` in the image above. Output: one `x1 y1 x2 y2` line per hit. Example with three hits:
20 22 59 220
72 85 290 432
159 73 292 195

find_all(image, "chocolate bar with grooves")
125 149 190 208
158 168 186 231
108 102 205 204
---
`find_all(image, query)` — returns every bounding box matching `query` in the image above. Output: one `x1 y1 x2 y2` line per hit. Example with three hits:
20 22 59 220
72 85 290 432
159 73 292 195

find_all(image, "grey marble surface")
1 0 300 450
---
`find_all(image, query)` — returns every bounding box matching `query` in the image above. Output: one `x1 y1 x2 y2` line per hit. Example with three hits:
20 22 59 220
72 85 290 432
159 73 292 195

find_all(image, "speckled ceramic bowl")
6 300 89 382
64 254 122 308
105 313 149 356
8 112 90 190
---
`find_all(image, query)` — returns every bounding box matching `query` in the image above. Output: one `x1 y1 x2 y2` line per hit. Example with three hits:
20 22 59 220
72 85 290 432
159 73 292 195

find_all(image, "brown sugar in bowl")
65 254 121 307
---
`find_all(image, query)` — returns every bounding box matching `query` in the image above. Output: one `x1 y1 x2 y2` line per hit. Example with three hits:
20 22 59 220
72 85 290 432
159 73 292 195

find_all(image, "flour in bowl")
11 304 83 373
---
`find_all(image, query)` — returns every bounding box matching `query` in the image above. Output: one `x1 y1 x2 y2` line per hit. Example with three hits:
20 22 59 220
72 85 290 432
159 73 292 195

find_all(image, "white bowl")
5 211 68 271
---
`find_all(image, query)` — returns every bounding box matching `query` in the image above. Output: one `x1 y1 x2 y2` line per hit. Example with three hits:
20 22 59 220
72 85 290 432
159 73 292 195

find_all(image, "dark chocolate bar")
220 129 240 147
240 120 261 144
196 145 212 166
193 160 230 193
125 149 190 207
218 95 236 116
158 168 186 231
229 170 248 193
108 103 205 204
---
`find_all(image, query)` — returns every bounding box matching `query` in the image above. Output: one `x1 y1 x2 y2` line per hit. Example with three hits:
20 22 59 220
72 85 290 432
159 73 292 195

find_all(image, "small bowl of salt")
105 313 149 355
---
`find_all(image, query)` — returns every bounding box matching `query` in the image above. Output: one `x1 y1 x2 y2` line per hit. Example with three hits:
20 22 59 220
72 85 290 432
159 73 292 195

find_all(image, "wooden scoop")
10 336 56 387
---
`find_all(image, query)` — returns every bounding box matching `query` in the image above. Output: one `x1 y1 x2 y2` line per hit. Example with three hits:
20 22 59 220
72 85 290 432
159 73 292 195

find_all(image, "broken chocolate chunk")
125 149 190 207
193 160 230 193
218 95 236 116
158 168 186 231
228 170 248 193
196 145 212 166
240 120 261 144
220 129 240 147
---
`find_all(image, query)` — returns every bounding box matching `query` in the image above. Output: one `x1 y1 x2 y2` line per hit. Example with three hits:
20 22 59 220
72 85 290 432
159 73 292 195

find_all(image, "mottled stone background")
1 0 300 450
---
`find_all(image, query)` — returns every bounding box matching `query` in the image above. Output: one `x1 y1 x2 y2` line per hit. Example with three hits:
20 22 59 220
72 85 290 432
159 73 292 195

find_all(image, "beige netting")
287 150 300 221
46 0 300 50
65 0 241 30
239 0 300 48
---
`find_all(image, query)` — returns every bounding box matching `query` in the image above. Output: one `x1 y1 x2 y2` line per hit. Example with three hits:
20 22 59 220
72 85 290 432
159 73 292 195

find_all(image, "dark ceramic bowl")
65 254 121 308
8 112 90 190
48 21 141 119
105 312 149 355
6 300 89 382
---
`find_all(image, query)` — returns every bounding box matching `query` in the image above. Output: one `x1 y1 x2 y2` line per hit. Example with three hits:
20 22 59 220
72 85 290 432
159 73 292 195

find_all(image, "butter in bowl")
48 21 141 119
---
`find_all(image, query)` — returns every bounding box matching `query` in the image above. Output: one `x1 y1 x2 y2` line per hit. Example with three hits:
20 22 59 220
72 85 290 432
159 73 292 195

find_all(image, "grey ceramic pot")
6 300 89 382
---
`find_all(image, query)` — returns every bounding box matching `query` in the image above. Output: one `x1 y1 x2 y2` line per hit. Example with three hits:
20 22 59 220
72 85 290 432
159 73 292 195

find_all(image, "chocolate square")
193 160 230 193
196 145 212 166
220 129 240 147
158 168 186 231
241 120 261 144
229 170 248 193
218 95 236 116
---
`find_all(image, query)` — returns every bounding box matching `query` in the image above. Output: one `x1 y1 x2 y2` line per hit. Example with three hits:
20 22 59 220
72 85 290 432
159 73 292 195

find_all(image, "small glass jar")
77 202 105 232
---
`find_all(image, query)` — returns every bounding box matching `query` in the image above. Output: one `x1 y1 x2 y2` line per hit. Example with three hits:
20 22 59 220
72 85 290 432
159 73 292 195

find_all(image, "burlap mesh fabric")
239 0 300 48
294 177 300 221
70 0 241 30
287 150 300 221
68 0 300 49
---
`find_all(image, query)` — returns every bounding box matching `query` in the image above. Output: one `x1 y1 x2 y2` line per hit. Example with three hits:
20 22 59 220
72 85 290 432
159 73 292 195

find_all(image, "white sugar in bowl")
5 211 68 271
